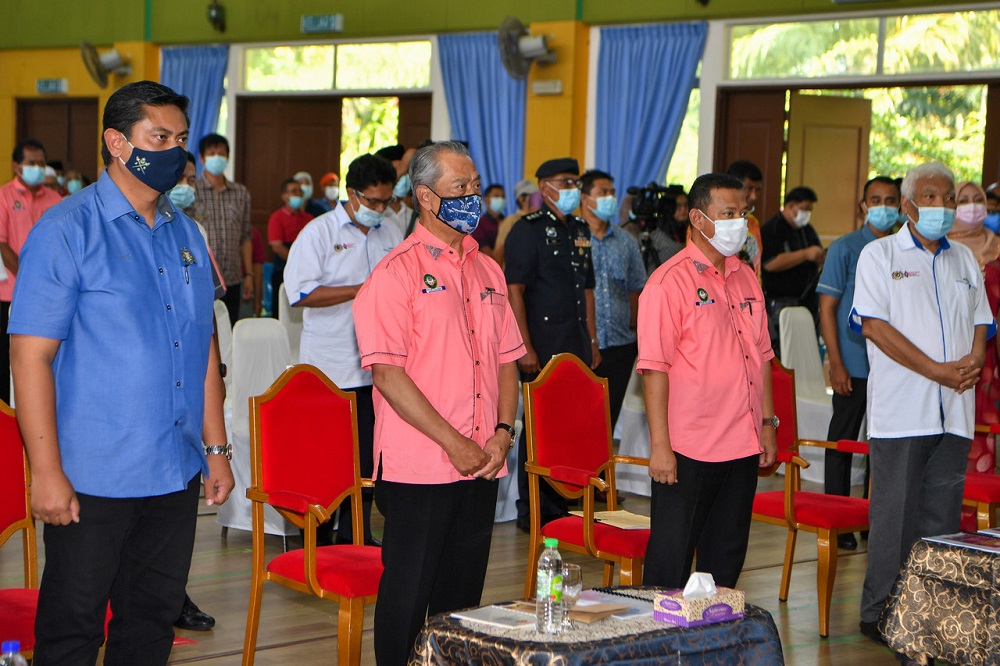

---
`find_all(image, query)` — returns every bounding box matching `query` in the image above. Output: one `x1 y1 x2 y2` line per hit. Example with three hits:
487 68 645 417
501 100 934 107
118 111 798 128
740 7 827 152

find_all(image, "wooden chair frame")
963 424 1000 530
242 364 378 666
522 353 649 598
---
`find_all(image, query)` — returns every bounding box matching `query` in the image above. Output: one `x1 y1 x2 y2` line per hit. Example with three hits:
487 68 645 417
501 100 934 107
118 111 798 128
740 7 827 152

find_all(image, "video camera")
627 183 686 233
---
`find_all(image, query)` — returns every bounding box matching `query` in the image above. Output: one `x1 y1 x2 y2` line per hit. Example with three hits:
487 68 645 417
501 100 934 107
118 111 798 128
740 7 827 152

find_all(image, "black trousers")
515 367 568 522
0 300 9 404
594 342 638 430
825 377 869 497
219 287 241 328
33 474 201 666
373 478 498 666
643 453 759 589
328 385 375 544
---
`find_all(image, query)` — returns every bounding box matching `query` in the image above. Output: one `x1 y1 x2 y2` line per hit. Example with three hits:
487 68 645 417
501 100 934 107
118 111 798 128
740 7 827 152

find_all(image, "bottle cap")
1 641 20 653
544 538 558 548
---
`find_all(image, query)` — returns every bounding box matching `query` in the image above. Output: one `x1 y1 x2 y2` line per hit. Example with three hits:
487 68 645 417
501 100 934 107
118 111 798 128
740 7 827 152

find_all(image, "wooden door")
713 89 786 221
398 94 431 150
786 93 871 243
16 98 100 182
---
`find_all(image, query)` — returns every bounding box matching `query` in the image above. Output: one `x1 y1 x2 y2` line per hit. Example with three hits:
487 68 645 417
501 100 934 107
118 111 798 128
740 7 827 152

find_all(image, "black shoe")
860 620 886 646
365 536 382 547
516 516 530 534
838 533 858 551
861 530 870 540
174 595 215 631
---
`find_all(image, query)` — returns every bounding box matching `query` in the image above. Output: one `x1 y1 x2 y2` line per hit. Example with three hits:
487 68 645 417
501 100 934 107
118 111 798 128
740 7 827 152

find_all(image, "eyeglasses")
545 178 581 190
355 191 398 210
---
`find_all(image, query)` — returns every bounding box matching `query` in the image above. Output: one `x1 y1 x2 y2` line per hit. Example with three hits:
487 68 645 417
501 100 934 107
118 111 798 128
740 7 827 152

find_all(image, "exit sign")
301 14 344 34
37 78 68 94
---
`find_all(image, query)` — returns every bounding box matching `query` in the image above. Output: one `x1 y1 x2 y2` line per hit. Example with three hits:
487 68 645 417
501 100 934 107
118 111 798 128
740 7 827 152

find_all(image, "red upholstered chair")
963 424 1000 530
751 361 870 638
522 353 650 598
0 402 39 658
242 365 383 666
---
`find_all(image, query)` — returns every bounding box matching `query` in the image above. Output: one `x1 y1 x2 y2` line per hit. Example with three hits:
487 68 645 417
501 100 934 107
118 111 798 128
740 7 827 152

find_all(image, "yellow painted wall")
0 41 159 180
523 21 590 180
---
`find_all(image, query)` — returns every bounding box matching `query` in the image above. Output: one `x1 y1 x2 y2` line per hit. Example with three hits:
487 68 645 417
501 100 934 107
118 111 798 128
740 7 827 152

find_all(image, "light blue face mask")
913 206 956 241
866 205 897 232
288 195 303 210
167 184 196 209
353 200 384 228
591 195 618 223
66 178 83 195
299 184 312 200
20 165 46 187
552 187 581 215
393 174 411 198
203 154 228 176
489 196 506 215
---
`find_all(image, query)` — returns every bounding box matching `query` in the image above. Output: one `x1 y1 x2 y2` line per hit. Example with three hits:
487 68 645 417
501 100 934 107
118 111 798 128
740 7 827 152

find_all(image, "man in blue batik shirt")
10 81 234 666
580 169 647 429
815 176 899 551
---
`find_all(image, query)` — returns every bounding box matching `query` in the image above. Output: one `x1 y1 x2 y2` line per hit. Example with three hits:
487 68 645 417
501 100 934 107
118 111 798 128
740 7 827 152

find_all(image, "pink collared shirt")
353 223 525 484
0 178 63 301
637 242 774 462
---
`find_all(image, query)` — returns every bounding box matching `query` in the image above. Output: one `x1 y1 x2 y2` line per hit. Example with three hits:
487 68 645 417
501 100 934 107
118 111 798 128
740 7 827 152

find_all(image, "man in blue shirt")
580 169 647 429
9 81 235 665
815 176 899 551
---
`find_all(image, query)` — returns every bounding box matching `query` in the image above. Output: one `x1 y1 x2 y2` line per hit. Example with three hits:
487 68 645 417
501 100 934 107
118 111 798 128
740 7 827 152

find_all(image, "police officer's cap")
535 158 579 179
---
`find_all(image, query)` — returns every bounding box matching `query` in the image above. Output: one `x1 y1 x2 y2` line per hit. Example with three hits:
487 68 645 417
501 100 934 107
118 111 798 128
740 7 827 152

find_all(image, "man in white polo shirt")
283 153 401 546
851 161 994 648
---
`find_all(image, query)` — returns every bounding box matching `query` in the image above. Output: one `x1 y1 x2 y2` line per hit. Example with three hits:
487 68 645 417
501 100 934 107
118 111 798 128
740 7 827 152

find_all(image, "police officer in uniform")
505 157 600 532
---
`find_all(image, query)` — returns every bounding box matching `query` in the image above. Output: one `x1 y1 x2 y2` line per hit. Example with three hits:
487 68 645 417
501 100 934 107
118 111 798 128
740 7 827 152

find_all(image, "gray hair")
900 162 955 200
409 141 471 195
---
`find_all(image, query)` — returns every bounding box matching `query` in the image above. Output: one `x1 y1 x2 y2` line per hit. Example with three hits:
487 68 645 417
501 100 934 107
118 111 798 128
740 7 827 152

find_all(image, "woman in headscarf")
948 180 1000 479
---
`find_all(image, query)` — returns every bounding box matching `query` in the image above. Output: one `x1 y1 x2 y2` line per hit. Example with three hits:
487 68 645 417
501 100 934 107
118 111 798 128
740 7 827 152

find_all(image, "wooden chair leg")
524 534 543 599
977 501 996 530
618 559 642 586
241 572 266 666
602 560 615 587
778 527 798 602
337 597 366 666
816 529 838 638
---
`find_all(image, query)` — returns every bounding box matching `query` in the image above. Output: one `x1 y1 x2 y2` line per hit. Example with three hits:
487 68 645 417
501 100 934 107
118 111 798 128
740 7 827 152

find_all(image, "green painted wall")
2 0 996 50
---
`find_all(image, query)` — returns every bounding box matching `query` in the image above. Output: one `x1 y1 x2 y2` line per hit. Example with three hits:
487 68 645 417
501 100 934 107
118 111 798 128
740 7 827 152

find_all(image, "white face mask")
699 211 748 257
793 208 812 228
325 185 339 201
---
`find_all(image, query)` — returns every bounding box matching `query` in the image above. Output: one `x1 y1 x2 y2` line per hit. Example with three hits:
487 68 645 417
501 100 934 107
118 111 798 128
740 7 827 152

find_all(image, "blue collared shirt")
9 171 214 498
591 224 647 348
816 224 878 378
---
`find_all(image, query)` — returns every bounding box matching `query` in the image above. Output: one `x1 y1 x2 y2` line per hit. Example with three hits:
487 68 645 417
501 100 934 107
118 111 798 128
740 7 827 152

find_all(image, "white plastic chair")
277 285 303 365
216 318 297 537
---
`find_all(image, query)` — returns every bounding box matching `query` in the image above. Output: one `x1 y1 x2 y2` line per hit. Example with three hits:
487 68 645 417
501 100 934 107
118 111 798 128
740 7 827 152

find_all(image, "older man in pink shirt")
353 141 524 666
637 172 777 590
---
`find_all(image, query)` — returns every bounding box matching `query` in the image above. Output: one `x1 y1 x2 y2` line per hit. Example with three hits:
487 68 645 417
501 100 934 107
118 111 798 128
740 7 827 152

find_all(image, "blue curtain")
595 23 706 192
161 45 229 177
438 33 526 214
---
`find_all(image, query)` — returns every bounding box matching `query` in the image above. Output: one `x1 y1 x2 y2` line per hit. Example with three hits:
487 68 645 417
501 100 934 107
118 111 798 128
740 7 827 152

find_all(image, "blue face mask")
66 178 83 195
393 174 411 198
552 187 581 215
431 189 482 234
985 212 1000 234
489 196 506 215
203 154 228 176
352 198 384 228
168 184 196 209
20 165 46 187
866 205 897 232
288 195 303 210
912 206 956 241
591 195 618 223
119 136 188 194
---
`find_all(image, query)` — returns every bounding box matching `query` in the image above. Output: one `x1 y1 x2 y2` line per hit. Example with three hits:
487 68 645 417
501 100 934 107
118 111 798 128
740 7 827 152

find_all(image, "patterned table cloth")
882 539 1000 666
409 588 784 665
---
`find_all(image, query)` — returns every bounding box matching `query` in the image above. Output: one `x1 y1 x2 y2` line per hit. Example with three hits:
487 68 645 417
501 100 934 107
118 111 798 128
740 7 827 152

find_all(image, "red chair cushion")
541 515 650 558
754 491 869 529
964 473 1000 502
267 544 383 598
0 588 38 650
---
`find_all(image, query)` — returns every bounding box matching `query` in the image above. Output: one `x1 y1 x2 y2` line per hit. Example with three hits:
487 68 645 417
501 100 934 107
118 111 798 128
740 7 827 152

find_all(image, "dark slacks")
333 385 375 543
0 300 9 404
643 453 759 589
824 377 868 497
373 478 498 666
33 474 201 666
594 342 638 430
219 287 241 328
861 434 968 623
515 366 567 522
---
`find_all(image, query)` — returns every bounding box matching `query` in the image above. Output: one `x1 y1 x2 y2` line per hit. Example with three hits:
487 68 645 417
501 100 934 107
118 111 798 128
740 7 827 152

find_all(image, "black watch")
495 422 516 442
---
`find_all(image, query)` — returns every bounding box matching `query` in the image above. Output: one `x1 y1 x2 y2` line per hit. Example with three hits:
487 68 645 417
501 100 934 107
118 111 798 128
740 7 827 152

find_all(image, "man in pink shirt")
354 141 524 666
0 138 63 403
638 172 777 590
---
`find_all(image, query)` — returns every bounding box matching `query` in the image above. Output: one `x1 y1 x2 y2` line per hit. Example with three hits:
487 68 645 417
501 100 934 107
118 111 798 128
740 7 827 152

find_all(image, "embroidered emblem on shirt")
545 226 558 238
423 274 438 289
695 287 715 306
334 243 354 252
132 156 150 174
13 201 22 210
181 247 196 284
692 260 710 274
891 270 920 280
424 244 443 259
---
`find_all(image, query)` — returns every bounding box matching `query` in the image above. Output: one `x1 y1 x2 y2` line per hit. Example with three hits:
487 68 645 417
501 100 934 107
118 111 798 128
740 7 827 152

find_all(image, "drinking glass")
561 563 583 629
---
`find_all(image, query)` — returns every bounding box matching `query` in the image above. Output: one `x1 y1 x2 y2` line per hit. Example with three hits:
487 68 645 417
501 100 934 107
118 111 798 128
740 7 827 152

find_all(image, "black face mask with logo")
119 134 188 194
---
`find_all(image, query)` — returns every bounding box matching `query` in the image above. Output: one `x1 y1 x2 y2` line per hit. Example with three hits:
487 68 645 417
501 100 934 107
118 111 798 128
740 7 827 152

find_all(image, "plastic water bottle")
0 641 28 666
535 537 564 633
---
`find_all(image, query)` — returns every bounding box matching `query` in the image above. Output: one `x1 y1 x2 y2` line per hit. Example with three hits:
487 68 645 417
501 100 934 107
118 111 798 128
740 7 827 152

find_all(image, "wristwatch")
204 443 233 460
762 415 780 430
495 422 516 443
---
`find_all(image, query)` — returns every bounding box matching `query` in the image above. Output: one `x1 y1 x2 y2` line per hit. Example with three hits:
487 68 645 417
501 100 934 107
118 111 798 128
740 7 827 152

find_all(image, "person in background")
64 170 87 195
580 169 646 430
354 141 523 665
48 160 66 191
642 185 688 275
284 153 401 547
292 171 326 218
376 144 416 236
43 166 64 195
472 183 505 259
726 160 766 274
196 133 253 326
947 180 1000 478
816 176 899 551
0 137 62 405
315 172 340 213
268 178 313 318
984 182 1000 233
494 179 538 268
639 172 776 589
853 162 992 653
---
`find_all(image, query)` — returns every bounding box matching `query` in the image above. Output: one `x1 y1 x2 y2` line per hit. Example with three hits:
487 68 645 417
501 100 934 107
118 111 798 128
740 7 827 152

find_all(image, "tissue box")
653 587 745 627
